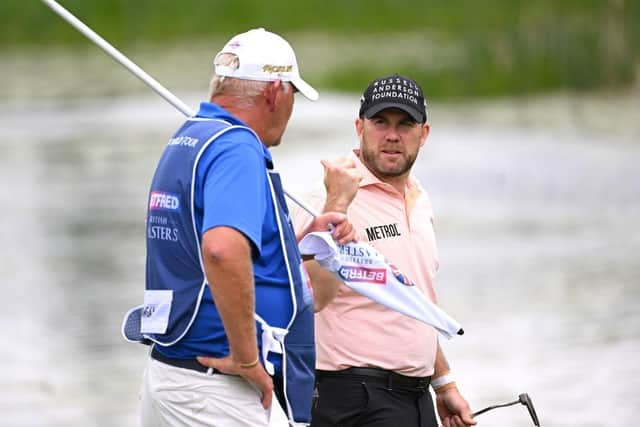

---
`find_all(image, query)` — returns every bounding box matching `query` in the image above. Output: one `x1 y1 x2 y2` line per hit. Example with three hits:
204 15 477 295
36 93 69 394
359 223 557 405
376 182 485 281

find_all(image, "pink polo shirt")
291 153 439 377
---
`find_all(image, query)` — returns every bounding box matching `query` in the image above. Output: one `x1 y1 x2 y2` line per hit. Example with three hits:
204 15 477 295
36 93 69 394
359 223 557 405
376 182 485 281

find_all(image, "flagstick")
41 0 318 216
41 0 193 117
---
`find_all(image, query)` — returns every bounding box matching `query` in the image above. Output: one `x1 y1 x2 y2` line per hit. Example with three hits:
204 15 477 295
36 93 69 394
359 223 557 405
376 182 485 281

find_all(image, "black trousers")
311 370 438 427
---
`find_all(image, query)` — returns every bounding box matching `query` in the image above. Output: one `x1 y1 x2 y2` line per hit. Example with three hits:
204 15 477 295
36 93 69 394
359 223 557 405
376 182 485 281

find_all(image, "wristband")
239 356 260 369
431 373 455 389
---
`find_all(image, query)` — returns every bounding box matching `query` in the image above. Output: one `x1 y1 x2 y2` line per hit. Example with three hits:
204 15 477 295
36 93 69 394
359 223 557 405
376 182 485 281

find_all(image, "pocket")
140 290 173 334
315 376 370 418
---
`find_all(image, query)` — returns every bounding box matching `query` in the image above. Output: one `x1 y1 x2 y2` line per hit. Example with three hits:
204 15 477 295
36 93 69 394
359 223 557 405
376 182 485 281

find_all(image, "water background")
1 88 639 426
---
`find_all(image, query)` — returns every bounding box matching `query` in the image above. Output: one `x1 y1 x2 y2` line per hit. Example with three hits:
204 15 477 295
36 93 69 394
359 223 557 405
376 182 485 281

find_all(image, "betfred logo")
149 191 180 211
338 266 387 284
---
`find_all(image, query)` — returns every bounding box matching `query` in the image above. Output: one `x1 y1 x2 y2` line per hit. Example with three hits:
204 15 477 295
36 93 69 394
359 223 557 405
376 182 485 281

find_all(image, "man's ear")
264 80 282 112
420 123 430 147
355 117 364 137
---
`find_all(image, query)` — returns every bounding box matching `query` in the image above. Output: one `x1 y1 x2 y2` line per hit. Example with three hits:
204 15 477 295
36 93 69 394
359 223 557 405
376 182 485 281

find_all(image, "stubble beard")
361 146 417 178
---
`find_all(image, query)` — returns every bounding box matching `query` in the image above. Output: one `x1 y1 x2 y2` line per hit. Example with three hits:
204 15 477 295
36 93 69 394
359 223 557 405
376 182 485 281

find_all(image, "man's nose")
385 126 400 142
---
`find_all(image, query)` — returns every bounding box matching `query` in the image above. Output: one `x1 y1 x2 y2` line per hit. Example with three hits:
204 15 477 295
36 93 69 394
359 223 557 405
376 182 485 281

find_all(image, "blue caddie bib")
122 111 315 424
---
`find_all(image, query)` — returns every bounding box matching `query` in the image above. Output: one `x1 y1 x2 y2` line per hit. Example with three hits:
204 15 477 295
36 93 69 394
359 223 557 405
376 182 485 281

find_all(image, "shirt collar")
196 102 246 125
196 101 272 163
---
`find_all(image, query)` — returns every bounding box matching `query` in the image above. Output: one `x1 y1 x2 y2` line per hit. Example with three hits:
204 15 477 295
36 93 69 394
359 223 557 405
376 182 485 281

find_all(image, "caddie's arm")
200 226 273 409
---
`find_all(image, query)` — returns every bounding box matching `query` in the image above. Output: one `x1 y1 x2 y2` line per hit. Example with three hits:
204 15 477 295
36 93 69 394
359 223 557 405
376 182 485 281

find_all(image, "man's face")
356 108 429 180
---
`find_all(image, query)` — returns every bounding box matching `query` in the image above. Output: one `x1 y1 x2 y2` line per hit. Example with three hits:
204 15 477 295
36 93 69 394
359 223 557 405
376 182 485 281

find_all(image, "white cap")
214 28 319 101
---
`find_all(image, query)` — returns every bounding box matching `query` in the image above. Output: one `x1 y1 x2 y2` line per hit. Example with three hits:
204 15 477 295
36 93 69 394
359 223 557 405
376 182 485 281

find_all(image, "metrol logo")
338 266 387 284
149 191 180 211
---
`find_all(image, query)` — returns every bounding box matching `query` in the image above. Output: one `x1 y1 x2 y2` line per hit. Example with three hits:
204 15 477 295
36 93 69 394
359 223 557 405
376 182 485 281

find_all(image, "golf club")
473 392 540 426
40 0 320 218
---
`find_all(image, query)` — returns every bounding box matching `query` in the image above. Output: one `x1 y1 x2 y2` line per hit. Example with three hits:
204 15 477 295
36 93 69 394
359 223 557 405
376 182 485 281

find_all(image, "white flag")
299 232 463 339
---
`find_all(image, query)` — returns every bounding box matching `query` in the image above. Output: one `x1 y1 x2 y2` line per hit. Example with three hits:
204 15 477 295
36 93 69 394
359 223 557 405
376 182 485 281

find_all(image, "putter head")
519 393 540 426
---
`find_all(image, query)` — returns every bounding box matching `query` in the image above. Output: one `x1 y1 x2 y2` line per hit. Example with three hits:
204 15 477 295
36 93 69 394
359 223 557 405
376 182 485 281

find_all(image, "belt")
317 367 431 390
151 347 223 375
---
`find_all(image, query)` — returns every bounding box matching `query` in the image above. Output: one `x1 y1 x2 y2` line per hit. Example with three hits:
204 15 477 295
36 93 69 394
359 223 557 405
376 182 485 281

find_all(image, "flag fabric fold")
299 232 463 339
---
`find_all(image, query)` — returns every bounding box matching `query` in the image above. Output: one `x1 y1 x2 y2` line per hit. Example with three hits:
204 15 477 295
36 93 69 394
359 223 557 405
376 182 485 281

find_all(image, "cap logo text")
262 64 293 73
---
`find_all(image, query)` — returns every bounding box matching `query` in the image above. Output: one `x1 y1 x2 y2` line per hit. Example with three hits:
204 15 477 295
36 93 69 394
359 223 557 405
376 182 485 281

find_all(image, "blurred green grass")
1 0 638 98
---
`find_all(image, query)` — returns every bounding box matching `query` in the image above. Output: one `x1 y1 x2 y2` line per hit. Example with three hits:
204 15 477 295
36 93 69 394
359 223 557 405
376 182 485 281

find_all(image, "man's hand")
304 211 355 245
321 157 362 213
436 385 476 427
196 355 274 409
